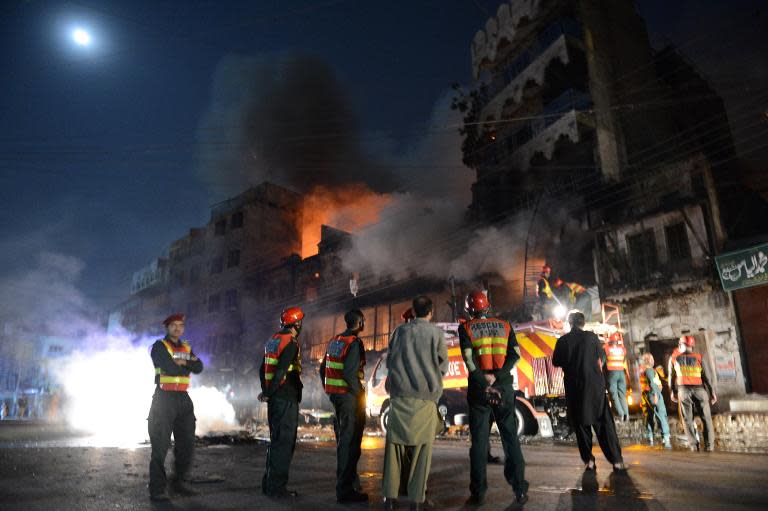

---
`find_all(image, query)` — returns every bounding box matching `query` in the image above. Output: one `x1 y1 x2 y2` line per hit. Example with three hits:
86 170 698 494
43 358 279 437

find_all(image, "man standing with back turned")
382 295 448 511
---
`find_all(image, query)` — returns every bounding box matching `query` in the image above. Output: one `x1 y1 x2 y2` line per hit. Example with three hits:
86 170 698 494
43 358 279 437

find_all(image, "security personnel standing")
319 309 368 503
669 335 717 451
259 307 304 498
147 313 203 501
459 292 528 507
604 335 630 421
639 353 671 449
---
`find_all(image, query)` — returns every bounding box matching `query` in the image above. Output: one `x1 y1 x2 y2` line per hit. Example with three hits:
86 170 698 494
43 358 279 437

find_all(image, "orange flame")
301 185 392 258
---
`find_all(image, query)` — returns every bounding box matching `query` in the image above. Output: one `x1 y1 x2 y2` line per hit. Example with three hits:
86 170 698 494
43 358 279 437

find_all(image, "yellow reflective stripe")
265 373 274 380
517 356 534 381
680 366 702 376
476 347 508 356
265 357 279 365
326 361 345 370
159 376 190 383
325 378 348 387
287 364 299 372
517 334 547 359
471 336 508 348
155 368 161 374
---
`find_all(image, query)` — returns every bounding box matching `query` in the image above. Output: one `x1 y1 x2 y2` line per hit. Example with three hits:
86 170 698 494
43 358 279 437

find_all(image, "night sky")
0 0 765 309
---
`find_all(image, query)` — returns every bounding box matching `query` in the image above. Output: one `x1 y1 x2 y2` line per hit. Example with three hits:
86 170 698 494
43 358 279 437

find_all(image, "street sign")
715 242 768 291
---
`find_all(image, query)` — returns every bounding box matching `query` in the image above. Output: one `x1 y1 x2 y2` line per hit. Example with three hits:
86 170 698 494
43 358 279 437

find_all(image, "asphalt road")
1 429 767 510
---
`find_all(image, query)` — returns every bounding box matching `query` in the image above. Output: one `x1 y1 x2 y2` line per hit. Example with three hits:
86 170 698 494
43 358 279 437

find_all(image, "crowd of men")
145 292 718 508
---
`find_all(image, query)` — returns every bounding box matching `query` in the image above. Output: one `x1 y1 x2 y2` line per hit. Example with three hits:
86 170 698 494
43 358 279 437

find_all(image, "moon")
72 28 92 47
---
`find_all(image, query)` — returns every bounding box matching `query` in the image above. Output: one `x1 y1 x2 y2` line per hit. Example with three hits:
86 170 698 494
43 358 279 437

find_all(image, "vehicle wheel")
515 406 525 437
514 402 537 437
380 403 390 434
437 402 449 435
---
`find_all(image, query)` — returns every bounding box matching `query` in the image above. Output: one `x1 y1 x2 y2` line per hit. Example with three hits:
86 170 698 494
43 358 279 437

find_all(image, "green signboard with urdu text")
715 242 768 292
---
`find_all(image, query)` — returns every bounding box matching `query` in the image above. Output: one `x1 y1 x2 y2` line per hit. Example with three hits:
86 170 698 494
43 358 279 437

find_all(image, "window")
227 249 240 268
627 229 658 280
231 211 244 229
215 219 226 236
225 289 238 310
208 293 221 313
210 257 223 275
665 223 691 261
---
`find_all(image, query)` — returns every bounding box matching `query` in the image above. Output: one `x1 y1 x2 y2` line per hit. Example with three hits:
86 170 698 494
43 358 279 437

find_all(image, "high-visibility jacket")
464 318 511 371
155 339 192 391
263 333 302 388
564 282 586 303
640 368 662 393
323 334 365 394
671 352 703 386
538 277 553 299
604 342 627 372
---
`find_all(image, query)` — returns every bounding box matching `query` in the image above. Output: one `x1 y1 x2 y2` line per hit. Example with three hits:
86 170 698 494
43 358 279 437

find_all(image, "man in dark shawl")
553 312 627 472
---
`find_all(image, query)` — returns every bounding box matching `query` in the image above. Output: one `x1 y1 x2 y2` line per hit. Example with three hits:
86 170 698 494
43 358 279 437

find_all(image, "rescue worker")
536 265 554 318
604 334 630 421
319 309 368 503
259 307 305 497
639 353 671 449
147 313 203 501
553 312 627 472
459 292 528 507
669 335 717 452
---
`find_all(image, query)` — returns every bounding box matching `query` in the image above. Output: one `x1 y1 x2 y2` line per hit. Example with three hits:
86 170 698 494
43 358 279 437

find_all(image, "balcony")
477 19 583 119
478 88 593 170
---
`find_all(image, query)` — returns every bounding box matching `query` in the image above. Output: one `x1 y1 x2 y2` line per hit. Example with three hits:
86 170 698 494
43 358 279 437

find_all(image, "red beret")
162 313 186 327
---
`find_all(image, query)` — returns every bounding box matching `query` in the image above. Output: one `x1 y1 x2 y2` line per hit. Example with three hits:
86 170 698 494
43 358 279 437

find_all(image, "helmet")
553 278 564 287
680 335 695 347
465 291 490 315
163 313 185 327
280 306 305 327
401 308 415 323
542 264 551 274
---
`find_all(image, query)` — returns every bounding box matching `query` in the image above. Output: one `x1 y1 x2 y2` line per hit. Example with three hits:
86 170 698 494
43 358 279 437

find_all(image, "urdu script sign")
715 243 768 292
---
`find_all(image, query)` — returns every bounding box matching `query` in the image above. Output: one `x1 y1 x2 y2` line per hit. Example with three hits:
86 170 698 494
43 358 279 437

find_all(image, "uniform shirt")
318 330 366 397
151 338 204 389
458 317 520 395
259 331 303 402
669 351 713 396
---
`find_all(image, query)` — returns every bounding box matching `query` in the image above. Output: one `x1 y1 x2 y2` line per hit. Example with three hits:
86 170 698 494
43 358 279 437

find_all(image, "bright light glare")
72 28 91 46
553 304 567 320
55 344 239 447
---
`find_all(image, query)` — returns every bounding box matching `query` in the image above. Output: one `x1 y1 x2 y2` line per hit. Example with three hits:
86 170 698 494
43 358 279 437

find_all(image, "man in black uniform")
319 309 368 503
147 313 204 501
259 306 305 498
553 312 627 472
460 292 528 507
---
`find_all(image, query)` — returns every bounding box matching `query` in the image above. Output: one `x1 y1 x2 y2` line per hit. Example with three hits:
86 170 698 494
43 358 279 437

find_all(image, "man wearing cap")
147 314 203 501
669 335 716 451
259 306 305 498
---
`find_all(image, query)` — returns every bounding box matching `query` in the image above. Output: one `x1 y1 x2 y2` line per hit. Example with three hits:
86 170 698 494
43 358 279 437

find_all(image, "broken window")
215 219 226 236
665 223 691 261
208 293 221 313
627 229 658 281
231 211 244 229
227 249 240 268
225 289 238 310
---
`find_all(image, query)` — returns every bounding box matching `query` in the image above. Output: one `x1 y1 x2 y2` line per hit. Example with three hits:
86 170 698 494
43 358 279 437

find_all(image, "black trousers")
573 400 623 464
468 386 528 498
330 393 366 498
147 390 196 496
262 396 299 495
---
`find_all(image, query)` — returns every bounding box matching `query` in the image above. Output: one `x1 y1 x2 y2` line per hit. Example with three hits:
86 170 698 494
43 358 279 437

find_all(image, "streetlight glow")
72 28 91 47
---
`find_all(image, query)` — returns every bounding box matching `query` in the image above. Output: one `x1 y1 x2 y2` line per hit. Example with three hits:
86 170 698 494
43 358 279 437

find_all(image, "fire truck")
365 303 626 439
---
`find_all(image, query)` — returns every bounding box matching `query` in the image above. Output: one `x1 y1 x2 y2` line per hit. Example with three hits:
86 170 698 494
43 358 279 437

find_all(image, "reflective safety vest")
565 282 586 303
672 352 703 386
538 277 553 299
323 335 365 394
155 339 192 391
263 333 302 388
604 342 627 372
464 318 511 371
640 369 662 393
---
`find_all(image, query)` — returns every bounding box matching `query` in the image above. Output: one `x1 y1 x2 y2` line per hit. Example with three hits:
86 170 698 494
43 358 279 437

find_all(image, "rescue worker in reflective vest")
259 306 305 497
669 335 717 451
603 335 631 421
147 313 203 501
536 265 554 317
319 309 368 503
459 292 528 507
639 353 671 449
